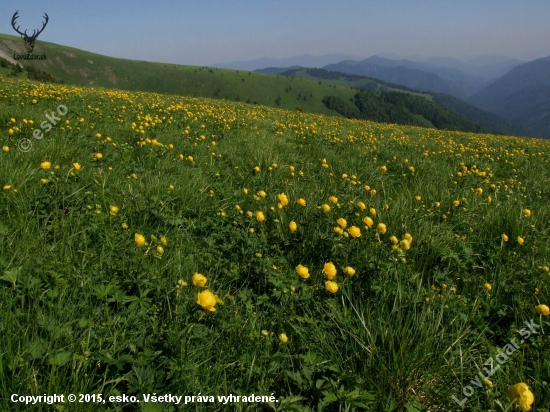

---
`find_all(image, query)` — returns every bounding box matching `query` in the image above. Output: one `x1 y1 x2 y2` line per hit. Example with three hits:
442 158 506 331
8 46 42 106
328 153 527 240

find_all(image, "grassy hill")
1 74 549 410
1 33 498 136
275 67 528 137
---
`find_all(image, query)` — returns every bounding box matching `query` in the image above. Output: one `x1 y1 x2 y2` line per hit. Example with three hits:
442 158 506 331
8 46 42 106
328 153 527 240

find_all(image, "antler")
11 11 26 37
11 11 49 40
28 13 49 40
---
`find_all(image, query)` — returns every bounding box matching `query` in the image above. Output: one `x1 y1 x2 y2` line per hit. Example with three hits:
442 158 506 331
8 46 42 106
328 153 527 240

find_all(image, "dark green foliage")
323 90 484 133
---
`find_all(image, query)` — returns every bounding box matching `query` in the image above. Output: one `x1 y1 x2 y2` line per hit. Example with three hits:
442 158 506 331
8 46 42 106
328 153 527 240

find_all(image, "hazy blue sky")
1 0 549 64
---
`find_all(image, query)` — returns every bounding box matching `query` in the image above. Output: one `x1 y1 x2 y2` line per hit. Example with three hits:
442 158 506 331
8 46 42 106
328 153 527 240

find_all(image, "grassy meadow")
0 74 550 411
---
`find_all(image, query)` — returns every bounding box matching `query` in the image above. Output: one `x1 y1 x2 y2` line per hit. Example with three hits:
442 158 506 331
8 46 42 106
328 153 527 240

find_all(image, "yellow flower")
502 233 509 242
258 190 267 198
363 216 374 228
160 236 168 245
399 239 410 251
507 383 534 411
8 129 14 135
370 208 377 217
364 185 371 191
343 266 355 276
109 205 119 215
3 185 11 191
121 223 128 229
40 178 48 184
95 153 103 160
333 226 344 235
134 233 146 246
518 236 525 245
196 290 217 311
357 201 366 210
256 211 266 222
187 155 194 162
402 233 413 243
156 246 164 255
337 218 347 228
169 184 174 190
376 223 387 234
535 304 550 316
322 203 331 213
348 226 361 238
296 264 310 279
2 146 9 152
380 165 388 173
297 198 306 206
254 166 260 173
95 133 102 139
475 188 483 196
289 221 297 233
325 281 339 293
389 235 398 245
415 195 421 201
72 162 81 171
453 200 460 206
278 333 289 343
277 193 289 206
329 196 338 204
341 173 348 179
40 161 51 170
522 209 532 217
192 273 207 287
323 262 337 280
484 283 492 291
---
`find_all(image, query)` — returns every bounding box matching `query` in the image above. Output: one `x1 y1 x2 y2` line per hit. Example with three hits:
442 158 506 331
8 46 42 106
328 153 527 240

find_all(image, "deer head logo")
11 11 49 54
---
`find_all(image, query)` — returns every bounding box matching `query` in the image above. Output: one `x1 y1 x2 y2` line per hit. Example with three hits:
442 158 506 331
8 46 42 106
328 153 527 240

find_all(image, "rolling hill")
262 67 527 137
468 56 550 138
0 33 495 136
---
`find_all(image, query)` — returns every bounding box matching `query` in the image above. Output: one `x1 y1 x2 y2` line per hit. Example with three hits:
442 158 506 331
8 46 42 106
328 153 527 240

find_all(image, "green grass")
0 75 549 411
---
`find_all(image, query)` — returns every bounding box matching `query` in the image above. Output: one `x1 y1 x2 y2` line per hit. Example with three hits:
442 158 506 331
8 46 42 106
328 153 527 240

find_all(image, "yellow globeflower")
254 166 260 173
296 264 310 279
196 290 217 311
278 333 289 343
484 283 492 291
376 223 387 234
323 262 337 280
95 153 103 160
453 200 460 206
399 239 410 251
475 188 483 196
363 216 374 228
357 201 366 210
380 165 388 173
507 383 534 411
389 235 399 245
289 221 297 233
277 193 289 206
72 162 81 171
337 218 347 228
160 236 168 245
403 233 413 243
156 246 164 255
325 281 339 293
415 195 421 201
517 236 525 245
256 211 266 222
297 198 306 206
258 190 267 198
329 196 338 204
333 227 344 235
192 273 207 287
535 304 550 316
322 204 331 213
2 146 9 152
522 209 532 217
3 185 11 191
348 226 361 238
109 205 119 215
370 207 377 216
134 233 146 246
40 161 51 170
502 233 509 242
343 266 356 276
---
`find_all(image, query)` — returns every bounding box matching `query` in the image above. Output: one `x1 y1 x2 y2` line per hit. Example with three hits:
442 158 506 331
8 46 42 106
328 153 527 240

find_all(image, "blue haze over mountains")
216 53 550 138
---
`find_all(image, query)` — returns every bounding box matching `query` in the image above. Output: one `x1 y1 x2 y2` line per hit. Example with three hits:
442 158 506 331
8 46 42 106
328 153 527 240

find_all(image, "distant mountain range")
212 54 366 71
468 56 550 138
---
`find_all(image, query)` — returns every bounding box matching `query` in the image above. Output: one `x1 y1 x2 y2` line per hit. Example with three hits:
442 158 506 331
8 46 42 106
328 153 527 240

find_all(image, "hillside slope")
468 56 550 138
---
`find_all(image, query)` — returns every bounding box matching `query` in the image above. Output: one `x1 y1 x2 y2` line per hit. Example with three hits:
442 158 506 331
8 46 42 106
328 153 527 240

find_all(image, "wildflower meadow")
0 75 549 411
